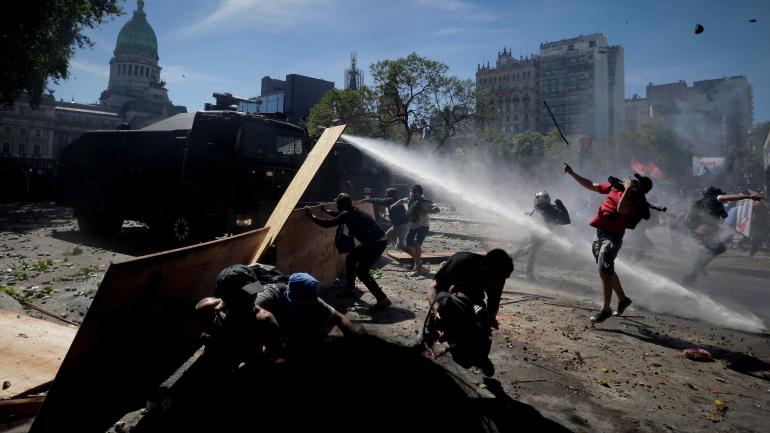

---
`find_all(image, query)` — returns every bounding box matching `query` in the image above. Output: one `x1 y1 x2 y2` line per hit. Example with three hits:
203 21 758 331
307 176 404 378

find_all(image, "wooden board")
274 201 374 287
0 311 76 400
386 251 456 263
252 124 346 262
30 228 268 433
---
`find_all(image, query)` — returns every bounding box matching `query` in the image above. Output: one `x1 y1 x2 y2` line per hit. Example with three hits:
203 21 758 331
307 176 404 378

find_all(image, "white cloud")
70 59 110 78
433 27 465 36
178 0 332 36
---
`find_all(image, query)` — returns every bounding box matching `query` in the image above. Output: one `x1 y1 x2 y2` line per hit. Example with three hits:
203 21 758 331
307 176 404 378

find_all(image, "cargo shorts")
592 229 623 275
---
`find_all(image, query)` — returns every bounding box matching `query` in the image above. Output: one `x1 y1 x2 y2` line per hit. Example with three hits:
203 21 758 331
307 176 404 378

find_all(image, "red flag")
630 160 664 180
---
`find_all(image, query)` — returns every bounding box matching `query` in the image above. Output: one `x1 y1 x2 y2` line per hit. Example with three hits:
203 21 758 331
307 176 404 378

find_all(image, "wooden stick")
19 299 80 327
503 290 554 300
542 302 594 311
522 360 565 375
501 296 542 306
513 379 547 384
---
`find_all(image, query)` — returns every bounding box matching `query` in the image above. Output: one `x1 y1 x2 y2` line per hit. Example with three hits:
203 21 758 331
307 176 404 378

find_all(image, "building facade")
623 76 754 156
255 74 334 124
476 33 624 143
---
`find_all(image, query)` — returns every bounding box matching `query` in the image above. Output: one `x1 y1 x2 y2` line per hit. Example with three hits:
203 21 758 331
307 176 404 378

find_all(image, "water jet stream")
342 134 766 333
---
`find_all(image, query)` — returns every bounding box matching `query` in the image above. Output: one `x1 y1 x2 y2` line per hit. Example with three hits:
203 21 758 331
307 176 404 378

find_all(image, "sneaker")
369 297 392 312
590 309 613 323
613 297 632 316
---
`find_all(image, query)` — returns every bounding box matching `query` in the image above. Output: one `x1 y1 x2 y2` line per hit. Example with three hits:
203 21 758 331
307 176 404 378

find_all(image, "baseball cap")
286 272 320 304
215 264 263 301
633 173 653 194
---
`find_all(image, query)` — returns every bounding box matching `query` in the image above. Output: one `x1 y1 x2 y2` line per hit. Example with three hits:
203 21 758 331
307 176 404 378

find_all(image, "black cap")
215 264 263 301
703 186 725 197
633 173 653 194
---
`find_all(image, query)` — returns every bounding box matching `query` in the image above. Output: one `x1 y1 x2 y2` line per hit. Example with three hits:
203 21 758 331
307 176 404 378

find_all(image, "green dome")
115 0 158 55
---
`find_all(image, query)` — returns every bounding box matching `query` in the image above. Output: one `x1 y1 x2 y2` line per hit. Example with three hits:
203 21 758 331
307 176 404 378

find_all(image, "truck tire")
163 213 198 245
76 209 124 237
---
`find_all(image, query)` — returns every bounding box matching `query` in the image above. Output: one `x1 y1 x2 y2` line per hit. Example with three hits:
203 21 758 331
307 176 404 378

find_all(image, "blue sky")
54 0 770 122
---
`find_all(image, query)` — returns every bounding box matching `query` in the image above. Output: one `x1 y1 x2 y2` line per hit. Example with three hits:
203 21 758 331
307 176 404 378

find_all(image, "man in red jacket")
563 163 651 323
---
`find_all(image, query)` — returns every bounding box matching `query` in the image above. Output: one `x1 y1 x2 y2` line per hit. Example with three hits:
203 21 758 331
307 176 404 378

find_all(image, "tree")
0 0 123 108
427 77 477 147
307 88 378 136
616 122 692 184
370 53 448 146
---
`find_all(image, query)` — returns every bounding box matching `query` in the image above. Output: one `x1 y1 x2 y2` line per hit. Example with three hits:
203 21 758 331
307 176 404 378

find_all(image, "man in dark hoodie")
305 193 392 311
681 186 763 284
365 187 409 249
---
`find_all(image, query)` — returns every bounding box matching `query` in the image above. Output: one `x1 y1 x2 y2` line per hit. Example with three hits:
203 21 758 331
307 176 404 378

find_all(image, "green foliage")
307 88 379 136
617 122 692 183
0 286 21 300
370 52 449 145
33 259 53 272
0 0 123 107
65 246 84 256
426 77 477 146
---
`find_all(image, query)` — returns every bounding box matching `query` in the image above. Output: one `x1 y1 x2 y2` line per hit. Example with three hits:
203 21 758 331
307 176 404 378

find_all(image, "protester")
422 291 495 376
681 187 763 284
563 163 653 323
195 265 284 372
305 193 391 311
398 185 440 276
427 249 514 329
511 191 570 278
255 272 360 352
365 187 409 250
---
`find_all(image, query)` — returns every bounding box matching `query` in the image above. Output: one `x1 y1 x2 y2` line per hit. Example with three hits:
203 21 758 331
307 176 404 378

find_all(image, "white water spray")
343 135 766 333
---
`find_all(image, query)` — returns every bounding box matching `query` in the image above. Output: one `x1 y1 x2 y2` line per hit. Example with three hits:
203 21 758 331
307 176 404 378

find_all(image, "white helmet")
534 191 551 207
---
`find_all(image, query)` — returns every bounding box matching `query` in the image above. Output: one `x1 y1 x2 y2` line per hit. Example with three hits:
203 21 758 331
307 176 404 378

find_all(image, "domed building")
100 0 186 128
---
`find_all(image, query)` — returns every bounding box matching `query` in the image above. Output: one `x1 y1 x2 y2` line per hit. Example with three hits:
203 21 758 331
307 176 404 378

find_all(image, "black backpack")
334 224 355 254
422 292 491 368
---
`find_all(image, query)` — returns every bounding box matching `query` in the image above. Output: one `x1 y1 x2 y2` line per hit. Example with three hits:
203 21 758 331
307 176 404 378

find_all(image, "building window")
18 143 26 157
3 126 10 135
32 144 41 157
1 142 9 155
34 128 41 137
20 127 26 136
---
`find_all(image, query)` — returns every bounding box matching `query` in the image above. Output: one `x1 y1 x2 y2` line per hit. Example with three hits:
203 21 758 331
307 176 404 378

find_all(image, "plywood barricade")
274 200 375 287
30 228 268 433
0 311 76 400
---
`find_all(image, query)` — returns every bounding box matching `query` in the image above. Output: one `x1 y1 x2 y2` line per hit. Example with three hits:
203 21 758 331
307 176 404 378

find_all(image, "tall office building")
476 33 624 142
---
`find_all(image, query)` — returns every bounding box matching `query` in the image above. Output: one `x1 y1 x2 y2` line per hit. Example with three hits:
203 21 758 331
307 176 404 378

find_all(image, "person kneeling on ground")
195 264 285 373
428 249 514 330
563 163 652 323
305 193 392 311
365 187 410 250
255 272 360 355
423 291 495 376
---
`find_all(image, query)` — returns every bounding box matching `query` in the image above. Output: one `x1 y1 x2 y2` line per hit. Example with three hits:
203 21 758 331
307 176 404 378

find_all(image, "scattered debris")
683 348 713 362
694 23 704 34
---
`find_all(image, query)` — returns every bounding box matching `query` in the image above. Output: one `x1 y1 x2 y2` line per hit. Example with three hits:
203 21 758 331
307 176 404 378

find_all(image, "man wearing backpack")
364 187 409 250
511 191 571 279
563 163 653 323
428 249 514 329
681 186 763 284
305 193 392 311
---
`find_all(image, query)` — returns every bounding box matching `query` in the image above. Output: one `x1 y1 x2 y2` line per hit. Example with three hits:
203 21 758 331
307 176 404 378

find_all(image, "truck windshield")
239 121 305 158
